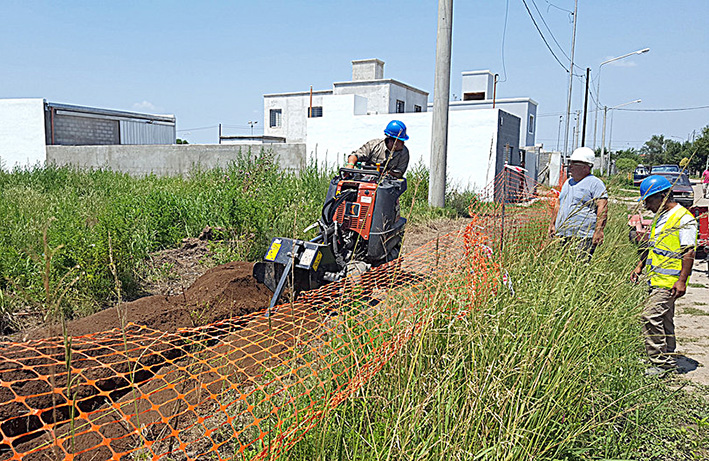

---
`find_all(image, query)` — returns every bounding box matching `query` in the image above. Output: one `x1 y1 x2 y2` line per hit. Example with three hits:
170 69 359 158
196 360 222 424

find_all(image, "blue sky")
2 0 707 151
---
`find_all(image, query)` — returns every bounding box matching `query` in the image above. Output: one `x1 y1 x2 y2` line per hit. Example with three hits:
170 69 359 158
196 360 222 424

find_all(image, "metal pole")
593 67 601 150
556 115 562 152
600 106 608 176
218 123 222 144
593 48 649 149
562 0 578 163
493 74 499 108
428 0 453 208
582 67 590 146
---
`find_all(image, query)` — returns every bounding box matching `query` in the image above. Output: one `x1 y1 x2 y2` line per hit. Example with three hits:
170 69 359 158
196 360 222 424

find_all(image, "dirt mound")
25 261 271 340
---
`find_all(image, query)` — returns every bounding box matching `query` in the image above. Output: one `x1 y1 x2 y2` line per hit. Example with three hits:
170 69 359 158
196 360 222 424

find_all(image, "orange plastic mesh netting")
0 169 555 460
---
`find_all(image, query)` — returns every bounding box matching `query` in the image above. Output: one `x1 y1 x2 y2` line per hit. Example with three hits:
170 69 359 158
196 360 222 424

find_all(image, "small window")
308 106 323 118
414 105 422 112
464 92 485 101
528 115 535 134
269 109 282 128
396 100 405 113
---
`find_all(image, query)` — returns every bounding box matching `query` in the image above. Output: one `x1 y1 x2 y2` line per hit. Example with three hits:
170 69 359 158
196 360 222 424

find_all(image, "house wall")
446 98 537 148
263 91 332 142
306 94 515 192
53 114 120 145
461 71 494 99
0 98 47 169
46 143 306 176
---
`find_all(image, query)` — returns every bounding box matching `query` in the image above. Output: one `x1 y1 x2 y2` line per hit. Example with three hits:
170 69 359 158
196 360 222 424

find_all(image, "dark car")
654 172 694 208
651 164 681 173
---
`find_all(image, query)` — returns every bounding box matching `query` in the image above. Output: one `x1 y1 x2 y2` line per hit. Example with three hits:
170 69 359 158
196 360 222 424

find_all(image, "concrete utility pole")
581 67 590 146
562 0 578 163
428 0 453 208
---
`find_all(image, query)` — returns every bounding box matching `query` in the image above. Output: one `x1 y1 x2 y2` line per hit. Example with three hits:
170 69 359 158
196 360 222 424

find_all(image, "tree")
176 138 189 144
616 157 637 173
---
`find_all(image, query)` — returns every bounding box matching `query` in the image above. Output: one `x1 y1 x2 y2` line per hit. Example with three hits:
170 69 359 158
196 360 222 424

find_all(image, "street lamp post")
248 121 258 136
601 98 641 175
593 48 649 150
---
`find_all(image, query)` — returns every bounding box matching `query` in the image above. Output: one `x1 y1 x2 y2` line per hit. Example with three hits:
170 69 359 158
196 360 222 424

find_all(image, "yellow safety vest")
647 205 695 289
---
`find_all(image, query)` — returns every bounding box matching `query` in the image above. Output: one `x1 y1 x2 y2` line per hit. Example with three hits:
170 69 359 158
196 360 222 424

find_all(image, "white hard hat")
569 147 595 166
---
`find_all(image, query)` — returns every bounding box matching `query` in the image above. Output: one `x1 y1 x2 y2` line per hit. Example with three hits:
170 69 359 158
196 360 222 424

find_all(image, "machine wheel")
385 241 401 263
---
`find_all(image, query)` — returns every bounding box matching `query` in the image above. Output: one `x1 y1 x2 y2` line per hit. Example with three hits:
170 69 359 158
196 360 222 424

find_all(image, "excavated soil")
22 261 272 341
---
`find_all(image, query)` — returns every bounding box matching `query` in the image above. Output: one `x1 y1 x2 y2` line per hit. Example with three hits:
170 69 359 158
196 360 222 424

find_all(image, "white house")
445 70 538 149
264 59 428 143
306 94 523 192
263 59 540 192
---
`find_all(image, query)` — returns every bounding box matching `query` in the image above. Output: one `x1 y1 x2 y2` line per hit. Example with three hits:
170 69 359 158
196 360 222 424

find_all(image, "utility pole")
600 106 608 175
429 0 453 208
562 0 579 163
581 67 590 146
556 115 563 151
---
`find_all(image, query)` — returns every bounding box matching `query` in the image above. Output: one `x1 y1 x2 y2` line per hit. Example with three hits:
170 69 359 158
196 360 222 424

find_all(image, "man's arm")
592 198 608 245
348 139 376 167
548 198 560 237
630 247 649 283
671 248 695 298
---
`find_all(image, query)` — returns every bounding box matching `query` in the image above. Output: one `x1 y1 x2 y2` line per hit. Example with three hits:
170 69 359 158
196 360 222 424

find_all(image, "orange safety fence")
0 168 556 460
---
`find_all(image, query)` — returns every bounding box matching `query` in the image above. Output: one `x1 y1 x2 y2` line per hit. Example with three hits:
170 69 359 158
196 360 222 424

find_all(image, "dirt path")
674 182 709 386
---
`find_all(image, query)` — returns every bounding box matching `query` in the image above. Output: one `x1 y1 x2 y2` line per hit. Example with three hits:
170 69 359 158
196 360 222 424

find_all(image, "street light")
601 98 642 175
248 120 258 136
593 47 650 149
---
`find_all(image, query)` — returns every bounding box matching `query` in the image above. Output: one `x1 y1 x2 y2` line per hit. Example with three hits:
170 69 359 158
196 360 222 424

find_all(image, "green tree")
615 157 637 173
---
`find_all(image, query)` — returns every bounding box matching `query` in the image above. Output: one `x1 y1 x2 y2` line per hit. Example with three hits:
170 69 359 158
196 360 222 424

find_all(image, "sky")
2 0 708 152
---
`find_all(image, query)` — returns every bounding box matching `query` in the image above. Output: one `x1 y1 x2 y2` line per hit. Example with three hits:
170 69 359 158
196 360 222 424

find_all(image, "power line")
176 125 218 132
530 0 570 62
615 105 709 112
499 0 510 82
544 0 573 16
520 0 569 73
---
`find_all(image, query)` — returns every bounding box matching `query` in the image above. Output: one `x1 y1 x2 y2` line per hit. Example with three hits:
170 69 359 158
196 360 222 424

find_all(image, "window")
269 109 282 128
308 106 323 118
528 114 535 134
414 105 422 112
396 100 405 113
463 92 485 101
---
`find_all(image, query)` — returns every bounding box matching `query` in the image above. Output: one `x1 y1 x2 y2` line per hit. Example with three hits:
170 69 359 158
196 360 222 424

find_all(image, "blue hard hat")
638 175 672 201
384 120 409 141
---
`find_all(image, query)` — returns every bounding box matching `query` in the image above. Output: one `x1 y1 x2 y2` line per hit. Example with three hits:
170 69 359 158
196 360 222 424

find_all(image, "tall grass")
0 153 471 328
285 204 709 460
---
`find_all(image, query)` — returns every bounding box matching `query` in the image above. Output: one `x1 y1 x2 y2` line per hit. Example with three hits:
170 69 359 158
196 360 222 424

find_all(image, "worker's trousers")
642 287 676 369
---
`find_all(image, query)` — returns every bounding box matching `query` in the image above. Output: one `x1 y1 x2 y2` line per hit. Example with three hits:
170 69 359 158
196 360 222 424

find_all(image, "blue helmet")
384 120 409 141
638 175 672 201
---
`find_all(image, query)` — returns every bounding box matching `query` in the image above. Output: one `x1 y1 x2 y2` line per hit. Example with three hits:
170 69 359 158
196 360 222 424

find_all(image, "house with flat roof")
263 59 428 143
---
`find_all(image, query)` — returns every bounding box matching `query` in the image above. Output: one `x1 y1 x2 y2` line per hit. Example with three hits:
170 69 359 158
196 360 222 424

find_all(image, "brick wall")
53 114 120 145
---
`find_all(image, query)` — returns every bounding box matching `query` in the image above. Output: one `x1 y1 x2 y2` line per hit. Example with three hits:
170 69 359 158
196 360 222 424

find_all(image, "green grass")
680 307 709 316
0 154 472 329
282 204 709 460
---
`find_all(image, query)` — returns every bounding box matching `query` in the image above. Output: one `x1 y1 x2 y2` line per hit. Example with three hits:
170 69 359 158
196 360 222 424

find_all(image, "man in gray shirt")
347 120 409 178
549 147 608 259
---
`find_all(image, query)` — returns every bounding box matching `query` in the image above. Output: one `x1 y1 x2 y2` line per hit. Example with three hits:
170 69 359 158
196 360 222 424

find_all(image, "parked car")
633 164 650 187
651 164 681 173
653 172 695 208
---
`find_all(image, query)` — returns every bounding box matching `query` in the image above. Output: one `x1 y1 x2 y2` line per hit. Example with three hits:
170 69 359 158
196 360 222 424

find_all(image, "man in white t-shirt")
631 175 697 376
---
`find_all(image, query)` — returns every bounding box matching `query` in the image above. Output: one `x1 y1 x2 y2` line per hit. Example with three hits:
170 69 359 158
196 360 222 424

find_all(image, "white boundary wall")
0 98 47 169
307 94 501 191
